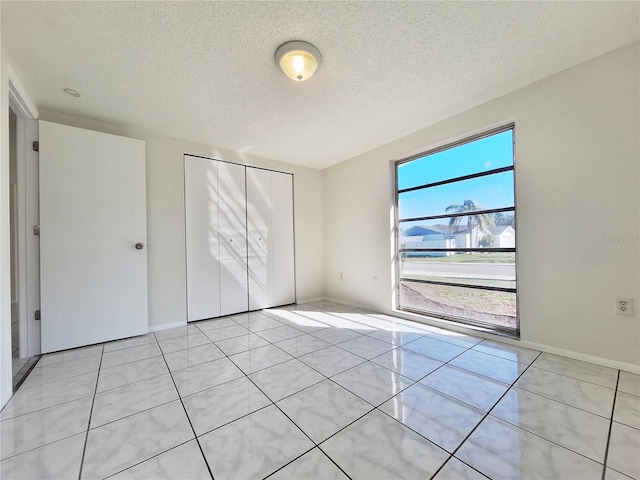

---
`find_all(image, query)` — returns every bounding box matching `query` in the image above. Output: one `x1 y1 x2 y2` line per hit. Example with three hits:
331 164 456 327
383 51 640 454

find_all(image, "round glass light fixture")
275 41 321 82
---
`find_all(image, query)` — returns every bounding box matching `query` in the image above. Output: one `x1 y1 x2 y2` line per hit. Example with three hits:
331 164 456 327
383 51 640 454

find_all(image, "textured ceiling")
2 1 638 169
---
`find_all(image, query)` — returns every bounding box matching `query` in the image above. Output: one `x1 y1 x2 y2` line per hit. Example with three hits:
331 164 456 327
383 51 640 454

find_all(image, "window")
395 126 518 335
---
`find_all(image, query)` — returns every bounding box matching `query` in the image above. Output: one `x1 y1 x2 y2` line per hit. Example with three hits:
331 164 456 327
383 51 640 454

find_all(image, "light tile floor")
1 301 639 479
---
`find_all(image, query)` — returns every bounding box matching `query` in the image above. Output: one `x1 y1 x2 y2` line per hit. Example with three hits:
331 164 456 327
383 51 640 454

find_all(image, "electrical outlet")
616 297 634 317
339 271 343 280
372 276 378 286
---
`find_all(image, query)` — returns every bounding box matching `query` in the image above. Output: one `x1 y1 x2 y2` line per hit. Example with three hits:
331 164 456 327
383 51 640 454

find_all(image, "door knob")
135 243 144 250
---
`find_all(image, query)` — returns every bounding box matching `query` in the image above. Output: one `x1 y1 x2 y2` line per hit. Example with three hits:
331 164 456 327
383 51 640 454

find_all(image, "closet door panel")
218 162 249 316
271 172 296 306
184 155 221 321
247 168 272 311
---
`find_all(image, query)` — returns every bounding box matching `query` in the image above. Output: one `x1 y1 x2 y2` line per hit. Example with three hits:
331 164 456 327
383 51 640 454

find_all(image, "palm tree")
445 199 495 248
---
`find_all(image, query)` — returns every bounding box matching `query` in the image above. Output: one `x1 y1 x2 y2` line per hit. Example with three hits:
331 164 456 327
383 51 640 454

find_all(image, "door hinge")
34 310 41 321
33 225 40 236
32 141 39 152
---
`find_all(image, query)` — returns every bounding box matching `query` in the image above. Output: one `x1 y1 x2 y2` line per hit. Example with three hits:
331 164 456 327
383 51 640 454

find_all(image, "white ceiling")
2 1 638 170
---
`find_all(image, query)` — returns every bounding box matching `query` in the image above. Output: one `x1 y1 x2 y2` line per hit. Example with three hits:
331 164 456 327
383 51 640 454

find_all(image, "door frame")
9 64 40 358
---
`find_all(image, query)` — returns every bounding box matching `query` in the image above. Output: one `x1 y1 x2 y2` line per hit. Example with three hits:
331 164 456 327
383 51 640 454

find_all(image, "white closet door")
270 172 296 306
218 162 249 316
39 121 148 353
246 168 272 310
184 155 220 321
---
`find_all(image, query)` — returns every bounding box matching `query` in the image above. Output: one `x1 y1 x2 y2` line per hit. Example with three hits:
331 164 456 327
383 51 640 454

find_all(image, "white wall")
324 42 640 367
38 110 325 330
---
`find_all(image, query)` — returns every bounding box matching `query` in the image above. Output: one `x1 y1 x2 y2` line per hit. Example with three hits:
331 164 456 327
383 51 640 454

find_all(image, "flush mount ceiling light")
63 88 81 97
275 41 321 82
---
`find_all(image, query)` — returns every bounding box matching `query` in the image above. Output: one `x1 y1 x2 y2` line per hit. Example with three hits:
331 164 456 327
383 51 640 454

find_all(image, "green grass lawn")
402 253 515 264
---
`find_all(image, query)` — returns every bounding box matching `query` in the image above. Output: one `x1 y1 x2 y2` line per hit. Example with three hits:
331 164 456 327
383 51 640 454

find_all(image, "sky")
398 129 515 220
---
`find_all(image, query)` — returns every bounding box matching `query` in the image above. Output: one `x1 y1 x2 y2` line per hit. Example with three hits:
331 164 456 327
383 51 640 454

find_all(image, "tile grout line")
101 439 195 480
12 304 628 480
100 346 165 370
201 304 630 473
175 325 389 445
87 396 179 431
220 316 362 375
35 338 233 476
77 343 105 480
262 307 388 341
253 328 308 344
314 446 355 480
192 313 355 480
260 448 321 480
476 396 618 470
97 371 168 395
223 353 328 477
193 403 274 440
13 349 100 375
0 431 89 464
448 345 620 419
0 392 96 423
446 352 621 473
52 330 232 476
102 335 158 354
352 341 485 478
14 366 106 394
526 364 620 390
461 341 538 365
510 383 617 421
254 339 423 477
154 330 216 480
322 309 409 334
428 456 489 480
255 384 355 480
601 370 621 480
258 306 528 478
427 349 543 479
267 318 439 371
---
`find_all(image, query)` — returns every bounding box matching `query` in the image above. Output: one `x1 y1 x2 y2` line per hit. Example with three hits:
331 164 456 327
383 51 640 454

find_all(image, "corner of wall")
320 43 640 366
1 38 15 408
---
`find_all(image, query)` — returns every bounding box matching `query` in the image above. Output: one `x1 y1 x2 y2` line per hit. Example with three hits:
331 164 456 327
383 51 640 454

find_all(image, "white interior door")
218 161 248 316
247 168 272 310
39 121 148 353
184 155 220 321
270 172 296 306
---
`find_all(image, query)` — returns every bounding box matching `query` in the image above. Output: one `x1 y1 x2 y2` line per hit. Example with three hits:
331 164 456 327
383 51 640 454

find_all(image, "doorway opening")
8 86 41 392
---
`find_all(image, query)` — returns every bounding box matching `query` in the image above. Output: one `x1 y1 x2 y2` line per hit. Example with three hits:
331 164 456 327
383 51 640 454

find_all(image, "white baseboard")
323 297 640 375
148 321 186 333
395 308 640 374
511 340 640 374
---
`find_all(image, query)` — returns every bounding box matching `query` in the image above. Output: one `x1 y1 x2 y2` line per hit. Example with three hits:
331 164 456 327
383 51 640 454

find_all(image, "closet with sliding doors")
184 155 295 321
